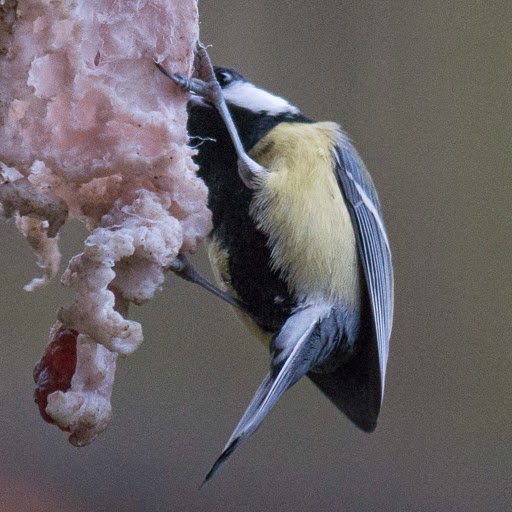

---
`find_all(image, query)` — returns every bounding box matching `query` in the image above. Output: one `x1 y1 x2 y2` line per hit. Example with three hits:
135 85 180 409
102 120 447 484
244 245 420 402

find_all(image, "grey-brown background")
1 1 511 511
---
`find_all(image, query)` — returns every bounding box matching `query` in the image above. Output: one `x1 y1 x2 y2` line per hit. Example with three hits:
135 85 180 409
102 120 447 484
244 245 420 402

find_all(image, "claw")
168 254 244 310
156 41 221 102
154 62 186 89
155 42 267 192
155 59 220 101
155 62 203 93
192 41 216 83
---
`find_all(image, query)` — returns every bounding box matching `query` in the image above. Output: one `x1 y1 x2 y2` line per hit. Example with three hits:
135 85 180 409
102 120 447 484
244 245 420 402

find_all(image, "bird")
156 44 393 484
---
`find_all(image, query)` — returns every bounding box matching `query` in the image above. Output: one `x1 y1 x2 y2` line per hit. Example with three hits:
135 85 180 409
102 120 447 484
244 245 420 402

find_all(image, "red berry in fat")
33 328 78 431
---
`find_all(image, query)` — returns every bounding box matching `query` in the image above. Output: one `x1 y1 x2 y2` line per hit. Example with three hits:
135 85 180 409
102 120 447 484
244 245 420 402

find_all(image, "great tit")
157 45 393 484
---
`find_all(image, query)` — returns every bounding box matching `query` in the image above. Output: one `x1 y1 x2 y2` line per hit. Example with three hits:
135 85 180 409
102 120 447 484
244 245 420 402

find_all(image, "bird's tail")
202 304 331 485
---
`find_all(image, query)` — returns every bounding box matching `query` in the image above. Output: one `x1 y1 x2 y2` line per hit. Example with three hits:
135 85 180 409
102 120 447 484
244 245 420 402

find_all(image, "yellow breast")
249 122 361 305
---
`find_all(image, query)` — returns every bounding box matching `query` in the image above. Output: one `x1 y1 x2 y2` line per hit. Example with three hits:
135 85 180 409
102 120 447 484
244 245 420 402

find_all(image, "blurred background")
1 1 511 510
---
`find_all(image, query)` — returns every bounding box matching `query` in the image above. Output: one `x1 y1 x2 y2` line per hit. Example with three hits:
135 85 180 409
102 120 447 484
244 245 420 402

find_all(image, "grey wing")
334 134 394 401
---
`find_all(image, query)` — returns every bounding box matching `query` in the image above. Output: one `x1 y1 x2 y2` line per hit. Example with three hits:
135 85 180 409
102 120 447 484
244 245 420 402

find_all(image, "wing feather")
334 135 394 398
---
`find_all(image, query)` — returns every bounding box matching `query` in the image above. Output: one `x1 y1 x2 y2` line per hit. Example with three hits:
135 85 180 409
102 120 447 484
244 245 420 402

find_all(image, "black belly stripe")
188 104 308 334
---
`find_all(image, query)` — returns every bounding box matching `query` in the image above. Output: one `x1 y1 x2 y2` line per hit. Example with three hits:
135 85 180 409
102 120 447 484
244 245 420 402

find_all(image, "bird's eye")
217 71 233 86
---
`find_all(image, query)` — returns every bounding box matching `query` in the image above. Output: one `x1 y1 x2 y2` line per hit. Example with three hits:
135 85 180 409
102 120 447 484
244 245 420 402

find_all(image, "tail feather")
202 304 332 484
201 375 273 485
201 437 242 487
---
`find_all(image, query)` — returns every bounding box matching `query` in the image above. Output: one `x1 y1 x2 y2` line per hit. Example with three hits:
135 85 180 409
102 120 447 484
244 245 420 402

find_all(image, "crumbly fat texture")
0 0 211 445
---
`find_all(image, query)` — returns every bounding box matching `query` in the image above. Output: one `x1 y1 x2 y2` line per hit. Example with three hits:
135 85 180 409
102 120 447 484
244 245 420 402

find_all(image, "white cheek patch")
222 81 299 116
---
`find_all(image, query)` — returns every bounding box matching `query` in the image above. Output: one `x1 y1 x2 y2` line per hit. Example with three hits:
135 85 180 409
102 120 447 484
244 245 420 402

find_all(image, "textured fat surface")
0 164 67 289
0 0 209 444
250 122 360 304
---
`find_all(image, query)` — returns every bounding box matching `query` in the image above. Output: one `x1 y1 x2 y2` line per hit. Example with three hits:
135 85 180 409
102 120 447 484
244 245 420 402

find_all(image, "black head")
213 67 247 89
209 66 300 117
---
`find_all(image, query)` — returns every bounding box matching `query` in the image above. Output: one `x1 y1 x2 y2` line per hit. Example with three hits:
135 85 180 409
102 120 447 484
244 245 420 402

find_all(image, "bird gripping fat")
157 44 394 483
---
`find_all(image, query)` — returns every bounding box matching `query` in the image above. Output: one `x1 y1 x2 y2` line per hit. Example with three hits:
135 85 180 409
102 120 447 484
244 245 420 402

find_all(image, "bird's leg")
168 254 244 310
155 43 267 189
